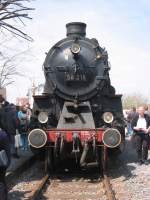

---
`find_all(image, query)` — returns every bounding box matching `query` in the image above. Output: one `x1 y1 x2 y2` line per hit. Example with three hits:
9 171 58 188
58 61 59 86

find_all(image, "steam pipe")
80 142 89 167
80 142 99 167
60 136 64 155
54 134 61 157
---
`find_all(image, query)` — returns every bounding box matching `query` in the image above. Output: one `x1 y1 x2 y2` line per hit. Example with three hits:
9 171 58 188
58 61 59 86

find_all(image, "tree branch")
0 0 34 41
1 22 33 41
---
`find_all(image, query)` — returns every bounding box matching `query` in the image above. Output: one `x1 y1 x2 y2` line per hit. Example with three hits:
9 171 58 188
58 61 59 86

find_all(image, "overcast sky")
5 0 150 103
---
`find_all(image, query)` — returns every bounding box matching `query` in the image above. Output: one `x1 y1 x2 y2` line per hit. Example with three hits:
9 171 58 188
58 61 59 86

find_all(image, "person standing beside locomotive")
0 118 11 200
0 95 19 158
8 104 20 158
126 107 137 137
18 106 29 151
144 105 150 117
131 106 150 165
25 103 32 122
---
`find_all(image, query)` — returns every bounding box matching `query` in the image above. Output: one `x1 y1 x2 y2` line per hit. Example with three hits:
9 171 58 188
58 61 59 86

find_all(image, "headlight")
102 112 114 123
28 129 47 148
38 112 48 123
71 43 80 54
102 128 121 148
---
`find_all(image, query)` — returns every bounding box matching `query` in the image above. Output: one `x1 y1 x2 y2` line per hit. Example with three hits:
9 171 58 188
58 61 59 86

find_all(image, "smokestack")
66 22 86 38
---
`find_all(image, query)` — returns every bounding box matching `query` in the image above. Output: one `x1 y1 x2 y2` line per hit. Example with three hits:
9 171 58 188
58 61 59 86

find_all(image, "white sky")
3 0 150 103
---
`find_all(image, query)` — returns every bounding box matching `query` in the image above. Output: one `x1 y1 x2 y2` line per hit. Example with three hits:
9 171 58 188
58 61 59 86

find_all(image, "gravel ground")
7 138 150 200
42 137 150 200
109 137 150 200
8 161 45 200
41 175 106 200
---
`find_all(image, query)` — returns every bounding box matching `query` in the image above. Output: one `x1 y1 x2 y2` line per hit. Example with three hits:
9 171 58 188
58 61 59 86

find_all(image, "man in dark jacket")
131 106 150 165
0 97 19 158
7 104 20 158
0 129 11 200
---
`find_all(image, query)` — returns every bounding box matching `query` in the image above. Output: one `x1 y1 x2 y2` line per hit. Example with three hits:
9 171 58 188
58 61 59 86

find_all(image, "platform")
6 149 34 178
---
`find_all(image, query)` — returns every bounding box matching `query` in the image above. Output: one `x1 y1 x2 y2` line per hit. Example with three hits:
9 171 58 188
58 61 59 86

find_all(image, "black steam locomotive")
28 22 125 172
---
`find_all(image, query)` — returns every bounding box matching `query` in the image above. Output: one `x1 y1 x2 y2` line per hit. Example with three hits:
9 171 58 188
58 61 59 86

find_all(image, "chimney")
66 22 86 38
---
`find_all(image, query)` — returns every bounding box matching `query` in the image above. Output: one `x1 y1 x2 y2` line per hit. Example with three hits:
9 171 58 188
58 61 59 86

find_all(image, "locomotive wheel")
45 147 54 174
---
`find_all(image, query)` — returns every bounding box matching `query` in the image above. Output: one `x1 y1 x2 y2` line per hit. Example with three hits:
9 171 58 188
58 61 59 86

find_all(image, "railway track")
30 170 117 200
7 157 117 200
103 172 116 200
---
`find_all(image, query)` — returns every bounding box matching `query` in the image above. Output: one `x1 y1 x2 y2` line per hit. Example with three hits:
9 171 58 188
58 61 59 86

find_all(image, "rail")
103 172 116 200
30 174 49 200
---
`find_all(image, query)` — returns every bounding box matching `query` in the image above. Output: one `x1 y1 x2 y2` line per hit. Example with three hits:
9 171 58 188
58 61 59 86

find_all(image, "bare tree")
0 1 34 88
0 53 21 87
0 58 16 87
0 47 34 88
0 0 34 41
122 93 148 109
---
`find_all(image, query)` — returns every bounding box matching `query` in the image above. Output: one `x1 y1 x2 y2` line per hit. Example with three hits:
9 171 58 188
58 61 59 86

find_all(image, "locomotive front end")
29 22 125 172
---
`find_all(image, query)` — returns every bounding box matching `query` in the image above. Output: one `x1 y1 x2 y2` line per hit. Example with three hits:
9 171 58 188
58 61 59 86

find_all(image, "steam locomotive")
28 22 125 172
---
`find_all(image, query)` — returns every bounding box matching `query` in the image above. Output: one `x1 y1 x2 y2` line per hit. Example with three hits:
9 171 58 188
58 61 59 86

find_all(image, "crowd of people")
124 105 150 165
0 95 31 199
